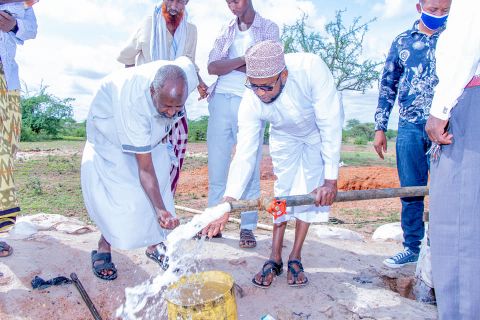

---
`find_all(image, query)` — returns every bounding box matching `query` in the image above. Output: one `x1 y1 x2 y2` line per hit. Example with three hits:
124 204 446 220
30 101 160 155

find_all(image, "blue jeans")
396 119 431 254
207 93 263 230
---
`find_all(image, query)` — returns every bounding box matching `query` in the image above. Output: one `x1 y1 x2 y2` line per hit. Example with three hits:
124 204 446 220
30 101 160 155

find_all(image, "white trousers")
269 132 329 224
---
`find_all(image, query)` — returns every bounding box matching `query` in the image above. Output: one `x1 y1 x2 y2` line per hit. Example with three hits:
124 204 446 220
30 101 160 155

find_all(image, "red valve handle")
266 199 287 220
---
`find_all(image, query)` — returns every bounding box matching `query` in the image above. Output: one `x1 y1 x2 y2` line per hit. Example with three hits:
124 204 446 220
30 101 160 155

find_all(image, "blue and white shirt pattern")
375 21 443 131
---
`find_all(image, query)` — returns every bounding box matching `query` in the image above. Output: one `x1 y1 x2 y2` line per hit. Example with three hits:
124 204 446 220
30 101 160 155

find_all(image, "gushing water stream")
116 202 231 319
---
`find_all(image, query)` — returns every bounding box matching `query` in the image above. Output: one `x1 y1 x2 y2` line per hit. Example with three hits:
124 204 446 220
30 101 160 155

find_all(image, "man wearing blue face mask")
373 0 451 268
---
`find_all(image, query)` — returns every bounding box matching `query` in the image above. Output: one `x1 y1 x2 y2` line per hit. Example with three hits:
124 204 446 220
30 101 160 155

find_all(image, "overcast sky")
15 0 422 127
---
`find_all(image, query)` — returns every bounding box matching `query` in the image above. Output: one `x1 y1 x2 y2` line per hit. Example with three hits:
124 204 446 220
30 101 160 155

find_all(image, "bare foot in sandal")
287 259 308 287
91 236 117 280
0 241 13 257
239 229 256 248
146 242 170 270
252 259 283 288
0 241 13 258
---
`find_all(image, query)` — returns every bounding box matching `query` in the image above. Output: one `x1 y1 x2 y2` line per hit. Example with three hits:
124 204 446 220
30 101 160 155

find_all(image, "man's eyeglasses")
245 73 282 92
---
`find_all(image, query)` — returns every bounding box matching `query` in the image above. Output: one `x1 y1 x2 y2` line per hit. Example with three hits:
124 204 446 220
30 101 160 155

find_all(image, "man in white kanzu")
203 40 344 288
81 57 198 280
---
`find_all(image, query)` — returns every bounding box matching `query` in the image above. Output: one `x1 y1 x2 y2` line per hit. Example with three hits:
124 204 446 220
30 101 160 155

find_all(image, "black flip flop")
287 260 308 287
252 259 283 289
91 250 117 281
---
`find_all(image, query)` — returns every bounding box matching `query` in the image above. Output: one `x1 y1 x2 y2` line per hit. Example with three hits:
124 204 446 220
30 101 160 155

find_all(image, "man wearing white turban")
203 40 344 288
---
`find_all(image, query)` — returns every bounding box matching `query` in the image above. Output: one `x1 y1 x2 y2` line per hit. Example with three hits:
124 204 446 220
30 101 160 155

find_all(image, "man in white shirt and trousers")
425 0 480 317
203 40 344 288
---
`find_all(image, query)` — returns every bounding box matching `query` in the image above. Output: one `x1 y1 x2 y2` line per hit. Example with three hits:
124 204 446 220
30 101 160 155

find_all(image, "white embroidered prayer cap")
245 40 285 78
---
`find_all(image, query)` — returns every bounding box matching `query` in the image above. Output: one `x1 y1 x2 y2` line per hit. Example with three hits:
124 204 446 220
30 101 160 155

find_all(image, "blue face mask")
420 6 448 31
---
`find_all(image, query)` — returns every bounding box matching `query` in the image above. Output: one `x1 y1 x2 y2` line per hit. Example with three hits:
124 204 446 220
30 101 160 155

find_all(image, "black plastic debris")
31 275 72 290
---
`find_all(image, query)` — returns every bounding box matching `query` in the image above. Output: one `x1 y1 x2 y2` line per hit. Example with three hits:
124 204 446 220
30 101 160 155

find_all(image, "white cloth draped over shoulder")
81 57 198 250
150 4 187 61
224 53 344 223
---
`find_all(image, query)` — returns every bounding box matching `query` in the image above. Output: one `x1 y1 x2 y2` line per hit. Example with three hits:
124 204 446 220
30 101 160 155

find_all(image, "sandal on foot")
193 232 222 240
145 243 169 271
287 260 308 287
0 241 13 258
239 229 256 248
251 259 283 289
91 250 117 281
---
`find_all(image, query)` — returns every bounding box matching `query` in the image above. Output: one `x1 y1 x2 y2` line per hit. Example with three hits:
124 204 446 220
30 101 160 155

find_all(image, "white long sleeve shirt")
0 6 37 90
224 53 344 200
430 0 480 120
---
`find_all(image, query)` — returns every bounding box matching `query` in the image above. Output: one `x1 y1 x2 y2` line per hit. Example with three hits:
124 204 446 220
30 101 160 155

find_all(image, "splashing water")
116 202 231 319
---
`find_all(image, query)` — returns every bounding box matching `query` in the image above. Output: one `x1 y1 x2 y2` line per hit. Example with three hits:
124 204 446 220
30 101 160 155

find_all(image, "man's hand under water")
157 209 180 229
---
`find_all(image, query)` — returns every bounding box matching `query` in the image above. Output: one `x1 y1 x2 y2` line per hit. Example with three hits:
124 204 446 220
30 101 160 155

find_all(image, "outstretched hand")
156 209 180 230
200 196 235 238
313 179 337 207
201 213 229 238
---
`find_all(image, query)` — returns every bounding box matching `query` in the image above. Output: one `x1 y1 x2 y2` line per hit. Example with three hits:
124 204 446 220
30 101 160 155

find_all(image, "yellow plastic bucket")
165 271 238 320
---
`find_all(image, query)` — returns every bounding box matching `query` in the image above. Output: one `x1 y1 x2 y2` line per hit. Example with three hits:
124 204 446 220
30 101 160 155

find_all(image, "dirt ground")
0 142 435 319
0 215 436 320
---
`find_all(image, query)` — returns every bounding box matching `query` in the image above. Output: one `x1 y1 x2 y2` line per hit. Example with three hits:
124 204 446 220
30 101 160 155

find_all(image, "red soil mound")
178 155 399 196
338 166 399 191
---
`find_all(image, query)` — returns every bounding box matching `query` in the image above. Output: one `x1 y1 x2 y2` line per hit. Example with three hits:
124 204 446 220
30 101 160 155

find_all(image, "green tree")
282 10 381 92
349 122 376 141
385 129 398 140
343 118 381 143
346 118 361 130
21 87 74 140
188 116 209 142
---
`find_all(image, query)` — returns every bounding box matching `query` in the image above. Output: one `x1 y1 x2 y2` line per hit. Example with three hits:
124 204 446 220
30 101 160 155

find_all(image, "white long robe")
224 53 344 223
81 57 198 250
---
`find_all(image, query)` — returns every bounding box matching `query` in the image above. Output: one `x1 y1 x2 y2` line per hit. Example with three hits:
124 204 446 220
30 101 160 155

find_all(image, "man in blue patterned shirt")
373 0 451 268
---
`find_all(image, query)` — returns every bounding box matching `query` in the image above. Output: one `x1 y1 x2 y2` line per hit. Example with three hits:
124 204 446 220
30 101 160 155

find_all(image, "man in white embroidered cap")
81 57 198 281
202 40 344 288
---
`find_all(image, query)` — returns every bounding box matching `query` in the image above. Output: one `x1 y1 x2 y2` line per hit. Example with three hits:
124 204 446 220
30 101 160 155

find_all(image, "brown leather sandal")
239 229 257 248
